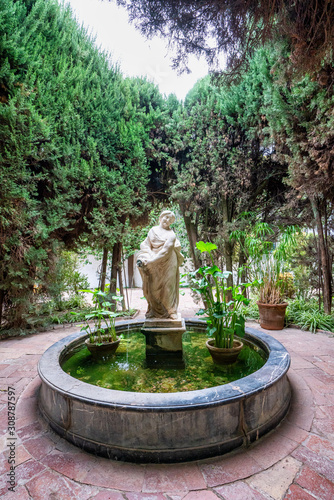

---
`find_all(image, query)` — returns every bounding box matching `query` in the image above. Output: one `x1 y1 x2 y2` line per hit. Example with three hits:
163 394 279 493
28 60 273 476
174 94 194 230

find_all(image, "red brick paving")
126 493 169 500
214 480 268 499
25 469 99 500
246 432 298 468
304 435 334 461
182 491 220 499
2 485 31 500
291 446 334 482
81 459 146 491
0 290 334 499
284 484 316 500
91 492 125 500
200 452 262 487
295 466 334 500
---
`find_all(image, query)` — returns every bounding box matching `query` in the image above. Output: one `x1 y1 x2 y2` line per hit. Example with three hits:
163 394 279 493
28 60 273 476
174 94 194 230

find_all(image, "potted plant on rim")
72 288 123 358
186 241 251 365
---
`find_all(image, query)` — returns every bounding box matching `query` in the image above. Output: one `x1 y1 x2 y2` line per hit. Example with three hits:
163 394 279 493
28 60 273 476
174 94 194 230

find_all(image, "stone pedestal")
141 314 186 352
141 314 186 367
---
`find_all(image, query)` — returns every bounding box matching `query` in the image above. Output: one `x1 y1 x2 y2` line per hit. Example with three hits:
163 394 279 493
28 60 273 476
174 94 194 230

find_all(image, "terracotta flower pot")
206 338 243 365
257 302 288 330
85 338 120 358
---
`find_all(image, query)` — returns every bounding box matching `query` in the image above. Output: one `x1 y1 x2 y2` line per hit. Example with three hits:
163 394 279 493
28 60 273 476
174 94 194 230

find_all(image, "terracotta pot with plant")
185 241 251 365
72 288 123 358
257 256 295 330
232 222 298 331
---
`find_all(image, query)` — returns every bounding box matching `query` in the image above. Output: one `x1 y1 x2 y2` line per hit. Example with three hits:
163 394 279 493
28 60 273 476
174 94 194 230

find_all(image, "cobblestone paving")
1 289 334 499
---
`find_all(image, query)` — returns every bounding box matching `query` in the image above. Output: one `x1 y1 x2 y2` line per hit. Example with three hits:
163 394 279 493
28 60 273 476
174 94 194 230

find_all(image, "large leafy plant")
186 241 251 348
72 289 123 344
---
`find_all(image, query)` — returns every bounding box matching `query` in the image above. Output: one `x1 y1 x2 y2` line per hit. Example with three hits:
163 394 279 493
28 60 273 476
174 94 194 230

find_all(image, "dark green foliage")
286 297 334 333
241 300 260 321
1 0 333 332
169 66 289 277
285 232 322 301
170 44 333 313
118 0 334 76
0 0 165 329
258 43 334 312
42 250 90 308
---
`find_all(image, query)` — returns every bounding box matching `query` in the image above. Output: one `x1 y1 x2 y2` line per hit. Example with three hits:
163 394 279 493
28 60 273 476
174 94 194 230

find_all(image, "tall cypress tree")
169 71 288 281
0 0 162 329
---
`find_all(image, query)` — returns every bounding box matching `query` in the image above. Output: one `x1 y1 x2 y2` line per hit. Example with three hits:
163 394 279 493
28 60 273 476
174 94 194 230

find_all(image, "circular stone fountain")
38 319 291 463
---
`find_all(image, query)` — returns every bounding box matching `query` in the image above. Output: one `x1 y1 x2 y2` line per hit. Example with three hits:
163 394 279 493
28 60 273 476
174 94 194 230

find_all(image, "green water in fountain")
61 330 266 393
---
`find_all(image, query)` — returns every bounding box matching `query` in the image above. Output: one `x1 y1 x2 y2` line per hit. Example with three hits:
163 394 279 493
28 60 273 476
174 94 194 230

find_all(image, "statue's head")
159 210 175 227
159 210 175 229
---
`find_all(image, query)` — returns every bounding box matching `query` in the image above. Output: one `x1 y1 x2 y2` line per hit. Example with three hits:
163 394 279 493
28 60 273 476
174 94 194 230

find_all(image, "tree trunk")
224 240 233 302
127 254 134 288
178 201 201 270
311 197 332 314
0 289 4 327
118 267 126 312
122 250 131 311
178 200 208 307
222 195 233 301
110 242 122 310
110 243 122 294
312 225 322 309
238 244 248 298
99 247 108 292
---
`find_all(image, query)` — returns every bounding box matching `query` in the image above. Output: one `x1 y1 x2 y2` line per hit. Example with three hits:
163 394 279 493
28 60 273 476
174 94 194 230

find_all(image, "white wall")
79 253 143 289
79 255 101 289
79 253 193 290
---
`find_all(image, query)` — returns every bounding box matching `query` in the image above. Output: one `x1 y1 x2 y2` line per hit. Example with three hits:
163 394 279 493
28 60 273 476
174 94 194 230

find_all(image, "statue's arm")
136 236 152 268
140 235 151 251
149 239 173 263
146 234 180 269
174 239 184 266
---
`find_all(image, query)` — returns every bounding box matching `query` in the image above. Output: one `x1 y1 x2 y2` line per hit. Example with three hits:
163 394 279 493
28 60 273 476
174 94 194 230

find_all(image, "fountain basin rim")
38 319 290 411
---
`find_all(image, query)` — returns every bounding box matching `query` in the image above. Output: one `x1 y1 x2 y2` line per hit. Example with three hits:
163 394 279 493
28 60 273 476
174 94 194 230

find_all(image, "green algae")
61 330 266 393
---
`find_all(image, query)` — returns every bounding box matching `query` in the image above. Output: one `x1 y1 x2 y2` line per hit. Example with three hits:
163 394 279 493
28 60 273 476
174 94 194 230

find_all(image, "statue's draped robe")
137 227 183 319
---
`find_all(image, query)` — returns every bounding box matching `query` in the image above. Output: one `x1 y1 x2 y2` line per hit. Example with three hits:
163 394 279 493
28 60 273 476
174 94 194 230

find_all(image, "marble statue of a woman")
137 211 184 320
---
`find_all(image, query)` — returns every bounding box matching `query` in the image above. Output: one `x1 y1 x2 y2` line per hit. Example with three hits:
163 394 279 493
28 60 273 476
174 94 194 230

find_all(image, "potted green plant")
72 288 123 358
186 241 251 365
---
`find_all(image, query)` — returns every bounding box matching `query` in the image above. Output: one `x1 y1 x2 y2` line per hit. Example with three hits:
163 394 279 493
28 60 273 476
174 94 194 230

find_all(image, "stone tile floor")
0 289 334 499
